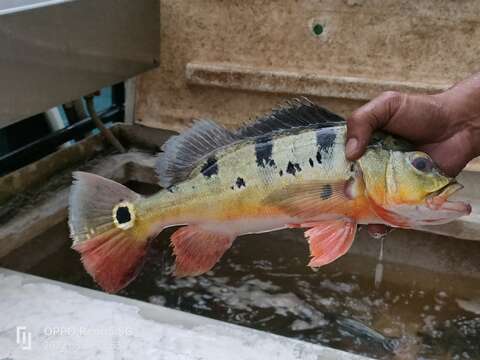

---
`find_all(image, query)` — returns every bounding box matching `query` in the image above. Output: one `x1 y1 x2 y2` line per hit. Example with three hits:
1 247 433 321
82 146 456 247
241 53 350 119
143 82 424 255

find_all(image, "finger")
420 134 474 177
346 91 405 160
366 224 391 239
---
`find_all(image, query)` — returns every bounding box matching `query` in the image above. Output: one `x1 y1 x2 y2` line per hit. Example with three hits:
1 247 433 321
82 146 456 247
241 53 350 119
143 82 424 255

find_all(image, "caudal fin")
68 172 150 293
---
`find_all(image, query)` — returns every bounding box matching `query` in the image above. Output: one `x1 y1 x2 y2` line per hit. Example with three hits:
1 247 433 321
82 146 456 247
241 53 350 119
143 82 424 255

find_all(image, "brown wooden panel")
135 0 480 131
186 62 450 101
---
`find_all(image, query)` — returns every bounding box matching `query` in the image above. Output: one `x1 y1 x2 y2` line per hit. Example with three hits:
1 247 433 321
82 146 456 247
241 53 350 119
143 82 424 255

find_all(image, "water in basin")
11 181 480 359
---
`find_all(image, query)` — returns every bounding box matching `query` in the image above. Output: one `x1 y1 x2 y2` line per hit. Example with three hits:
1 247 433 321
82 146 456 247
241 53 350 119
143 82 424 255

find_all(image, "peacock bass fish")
68 99 471 293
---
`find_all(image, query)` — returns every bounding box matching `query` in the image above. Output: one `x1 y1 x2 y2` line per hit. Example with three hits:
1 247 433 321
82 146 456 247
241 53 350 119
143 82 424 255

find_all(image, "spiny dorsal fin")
156 99 344 188
155 120 238 188
236 98 345 138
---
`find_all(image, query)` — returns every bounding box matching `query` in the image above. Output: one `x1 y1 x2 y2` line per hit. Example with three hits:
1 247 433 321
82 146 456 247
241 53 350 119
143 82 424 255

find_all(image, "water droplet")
374 263 384 289
374 237 385 289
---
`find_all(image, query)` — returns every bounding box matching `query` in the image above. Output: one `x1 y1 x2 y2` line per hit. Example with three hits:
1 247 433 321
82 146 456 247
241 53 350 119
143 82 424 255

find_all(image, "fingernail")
345 138 358 159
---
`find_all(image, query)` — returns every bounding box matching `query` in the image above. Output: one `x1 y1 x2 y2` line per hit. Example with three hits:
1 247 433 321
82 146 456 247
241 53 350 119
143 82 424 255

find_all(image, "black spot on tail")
286 161 302 176
320 184 333 200
235 177 246 188
201 156 218 178
255 135 276 168
316 151 322 164
317 130 336 153
309 158 314 167
116 206 131 224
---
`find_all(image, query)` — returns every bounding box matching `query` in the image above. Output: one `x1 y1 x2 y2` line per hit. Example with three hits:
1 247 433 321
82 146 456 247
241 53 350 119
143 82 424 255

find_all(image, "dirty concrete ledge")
0 268 371 360
0 124 170 260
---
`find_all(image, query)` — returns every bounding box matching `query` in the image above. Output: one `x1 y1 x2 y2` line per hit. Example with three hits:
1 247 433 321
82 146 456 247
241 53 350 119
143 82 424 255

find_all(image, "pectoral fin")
263 180 350 218
171 226 236 277
293 219 357 268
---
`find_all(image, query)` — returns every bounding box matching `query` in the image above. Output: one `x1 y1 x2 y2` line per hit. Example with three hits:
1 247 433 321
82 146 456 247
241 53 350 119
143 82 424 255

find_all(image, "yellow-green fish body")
139 126 357 231
69 100 470 293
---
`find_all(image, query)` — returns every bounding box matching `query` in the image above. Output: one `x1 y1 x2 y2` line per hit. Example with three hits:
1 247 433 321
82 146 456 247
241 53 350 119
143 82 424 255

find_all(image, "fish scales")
68 99 470 293
138 126 350 228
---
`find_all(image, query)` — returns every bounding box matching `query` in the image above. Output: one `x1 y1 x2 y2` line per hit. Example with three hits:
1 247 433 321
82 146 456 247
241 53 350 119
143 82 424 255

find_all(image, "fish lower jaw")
435 200 471 215
425 181 471 216
426 197 472 215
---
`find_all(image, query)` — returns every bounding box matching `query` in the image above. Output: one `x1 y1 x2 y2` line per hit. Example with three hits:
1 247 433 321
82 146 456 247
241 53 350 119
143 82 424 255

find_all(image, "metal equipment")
0 0 159 127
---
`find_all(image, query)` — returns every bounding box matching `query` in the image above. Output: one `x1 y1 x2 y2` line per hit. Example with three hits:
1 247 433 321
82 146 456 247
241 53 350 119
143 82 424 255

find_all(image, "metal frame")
0 0 159 127
0 105 124 175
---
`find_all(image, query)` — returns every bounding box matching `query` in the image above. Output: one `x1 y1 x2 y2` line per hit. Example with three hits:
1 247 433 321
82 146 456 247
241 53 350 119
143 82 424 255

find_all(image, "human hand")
345 73 480 177
347 73 480 238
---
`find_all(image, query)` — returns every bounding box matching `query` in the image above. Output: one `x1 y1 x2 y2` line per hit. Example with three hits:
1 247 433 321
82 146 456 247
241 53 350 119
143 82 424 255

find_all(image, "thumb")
346 91 405 160
420 130 477 177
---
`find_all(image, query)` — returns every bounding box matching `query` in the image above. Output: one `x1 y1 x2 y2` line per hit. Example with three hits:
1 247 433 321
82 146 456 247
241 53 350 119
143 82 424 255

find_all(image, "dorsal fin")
156 99 344 188
155 120 238 188
236 98 345 137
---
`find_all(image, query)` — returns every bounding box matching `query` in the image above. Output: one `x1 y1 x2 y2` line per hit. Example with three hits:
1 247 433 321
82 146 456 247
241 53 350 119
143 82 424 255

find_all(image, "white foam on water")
209 280 327 328
319 279 358 294
148 295 167 306
456 298 480 315
155 276 328 329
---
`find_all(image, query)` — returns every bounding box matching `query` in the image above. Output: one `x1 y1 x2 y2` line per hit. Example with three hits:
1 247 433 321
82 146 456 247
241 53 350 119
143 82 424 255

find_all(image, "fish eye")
411 156 433 172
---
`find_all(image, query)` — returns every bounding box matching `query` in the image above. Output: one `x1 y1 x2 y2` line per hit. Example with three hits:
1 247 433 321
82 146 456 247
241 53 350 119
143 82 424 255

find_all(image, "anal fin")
294 219 357 268
171 226 236 277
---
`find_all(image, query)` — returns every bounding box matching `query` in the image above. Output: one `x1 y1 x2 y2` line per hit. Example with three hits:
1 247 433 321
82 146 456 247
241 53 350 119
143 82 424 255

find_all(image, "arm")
346 73 480 176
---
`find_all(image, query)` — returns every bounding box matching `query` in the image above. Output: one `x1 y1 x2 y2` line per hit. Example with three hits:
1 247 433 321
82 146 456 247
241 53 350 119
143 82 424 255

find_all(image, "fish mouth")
432 182 464 199
427 182 471 215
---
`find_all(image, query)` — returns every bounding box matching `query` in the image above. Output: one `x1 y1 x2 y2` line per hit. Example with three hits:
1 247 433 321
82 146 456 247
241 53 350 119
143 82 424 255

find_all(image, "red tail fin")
69 172 151 293
72 228 149 293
